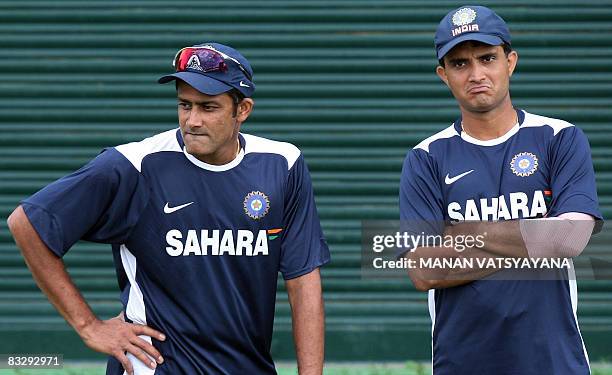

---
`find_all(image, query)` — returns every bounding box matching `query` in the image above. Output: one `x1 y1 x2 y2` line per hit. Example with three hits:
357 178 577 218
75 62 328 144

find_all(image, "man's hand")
406 226 503 290
78 312 165 375
7 207 165 375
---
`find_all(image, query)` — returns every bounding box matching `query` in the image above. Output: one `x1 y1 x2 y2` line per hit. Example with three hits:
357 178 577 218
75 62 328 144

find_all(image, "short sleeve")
548 126 602 220
398 149 445 256
279 155 330 280
21 148 150 257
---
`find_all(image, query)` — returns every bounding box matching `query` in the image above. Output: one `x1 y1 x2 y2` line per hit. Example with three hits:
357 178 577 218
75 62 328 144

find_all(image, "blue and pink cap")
158 42 255 97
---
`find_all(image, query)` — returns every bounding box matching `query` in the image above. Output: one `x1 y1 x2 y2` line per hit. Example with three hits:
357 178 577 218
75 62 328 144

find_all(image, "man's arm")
406 244 501 291
285 268 324 375
446 213 595 258
7 206 165 375
408 213 596 291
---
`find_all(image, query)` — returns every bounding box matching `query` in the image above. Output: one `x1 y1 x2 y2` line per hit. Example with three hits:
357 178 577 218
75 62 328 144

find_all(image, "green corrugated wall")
1 0 612 361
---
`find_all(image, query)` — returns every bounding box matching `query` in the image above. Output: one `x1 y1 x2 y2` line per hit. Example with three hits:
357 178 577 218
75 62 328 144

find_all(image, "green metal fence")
1 0 611 361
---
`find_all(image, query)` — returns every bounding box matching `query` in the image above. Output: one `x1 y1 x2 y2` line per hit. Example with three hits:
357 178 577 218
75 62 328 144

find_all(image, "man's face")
177 81 252 164
436 42 518 114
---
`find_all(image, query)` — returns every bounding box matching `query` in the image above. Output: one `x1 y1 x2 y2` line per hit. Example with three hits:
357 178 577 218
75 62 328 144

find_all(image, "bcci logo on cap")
451 7 479 37
244 191 270 220
510 152 539 177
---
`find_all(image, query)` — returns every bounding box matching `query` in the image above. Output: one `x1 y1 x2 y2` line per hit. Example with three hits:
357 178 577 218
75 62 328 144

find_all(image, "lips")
467 85 491 94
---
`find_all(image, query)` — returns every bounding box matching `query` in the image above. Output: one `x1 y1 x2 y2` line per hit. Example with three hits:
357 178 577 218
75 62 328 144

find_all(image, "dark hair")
438 42 513 67
227 89 245 117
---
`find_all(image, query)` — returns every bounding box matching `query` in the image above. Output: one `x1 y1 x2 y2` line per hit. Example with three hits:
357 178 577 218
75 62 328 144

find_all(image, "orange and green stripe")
544 190 553 202
267 228 283 240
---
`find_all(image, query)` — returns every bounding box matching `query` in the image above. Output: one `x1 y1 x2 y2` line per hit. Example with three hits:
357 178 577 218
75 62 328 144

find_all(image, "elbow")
6 207 20 234
7 205 28 239
6 214 12 232
554 242 584 258
407 270 433 291
405 253 434 291
549 228 591 258
412 280 433 292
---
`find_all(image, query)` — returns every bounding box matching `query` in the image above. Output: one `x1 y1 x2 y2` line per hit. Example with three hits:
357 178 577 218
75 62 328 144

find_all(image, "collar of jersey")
179 131 246 172
455 109 525 147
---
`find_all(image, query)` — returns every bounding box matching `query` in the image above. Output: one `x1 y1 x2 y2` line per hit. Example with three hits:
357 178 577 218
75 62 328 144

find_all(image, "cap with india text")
435 5 511 60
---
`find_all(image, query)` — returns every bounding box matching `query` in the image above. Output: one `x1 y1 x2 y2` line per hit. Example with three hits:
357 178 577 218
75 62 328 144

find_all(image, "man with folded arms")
399 6 601 374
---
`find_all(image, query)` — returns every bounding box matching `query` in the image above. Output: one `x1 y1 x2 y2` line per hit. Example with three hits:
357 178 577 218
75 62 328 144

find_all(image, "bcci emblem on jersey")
244 191 270 219
510 152 539 177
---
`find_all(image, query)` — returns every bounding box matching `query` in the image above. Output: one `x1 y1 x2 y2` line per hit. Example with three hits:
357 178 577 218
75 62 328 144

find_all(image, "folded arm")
407 213 595 291
446 213 595 258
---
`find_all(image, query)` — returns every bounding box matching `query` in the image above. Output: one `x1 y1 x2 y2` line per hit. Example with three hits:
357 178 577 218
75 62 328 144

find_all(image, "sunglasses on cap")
172 46 253 81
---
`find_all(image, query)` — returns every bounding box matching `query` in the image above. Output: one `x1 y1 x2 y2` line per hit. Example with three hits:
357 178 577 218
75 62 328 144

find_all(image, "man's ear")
507 50 518 77
436 65 449 87
236 98 254 123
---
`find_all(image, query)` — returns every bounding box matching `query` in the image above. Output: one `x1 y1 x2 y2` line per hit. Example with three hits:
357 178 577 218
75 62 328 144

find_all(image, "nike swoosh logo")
164 202 194 214
445 170 474 185
239 81 250 87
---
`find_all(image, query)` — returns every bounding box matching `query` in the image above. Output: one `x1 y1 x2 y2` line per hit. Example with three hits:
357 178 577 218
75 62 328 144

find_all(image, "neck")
195 137 241 165
460 101 517 141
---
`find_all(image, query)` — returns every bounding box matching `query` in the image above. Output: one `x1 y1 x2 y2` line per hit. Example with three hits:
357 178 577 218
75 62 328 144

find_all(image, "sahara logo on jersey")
165 228 283 256
448 190 548 221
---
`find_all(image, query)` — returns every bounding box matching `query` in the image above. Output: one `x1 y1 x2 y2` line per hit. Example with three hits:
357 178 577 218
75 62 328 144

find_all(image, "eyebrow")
177 96 220 106
447 49 499 64
476 51 498 58
447 57 468 65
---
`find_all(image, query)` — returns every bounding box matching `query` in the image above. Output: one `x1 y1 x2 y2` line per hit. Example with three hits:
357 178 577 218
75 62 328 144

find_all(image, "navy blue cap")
435 5 511 60
158 42 255 97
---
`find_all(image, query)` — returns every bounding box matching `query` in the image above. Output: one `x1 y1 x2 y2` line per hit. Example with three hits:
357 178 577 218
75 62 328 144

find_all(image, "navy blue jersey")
22 129 330 375
400 109 601 375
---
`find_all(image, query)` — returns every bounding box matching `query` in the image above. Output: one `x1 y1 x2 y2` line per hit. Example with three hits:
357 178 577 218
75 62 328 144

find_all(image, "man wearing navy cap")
399 5 600 374
8 42 329 375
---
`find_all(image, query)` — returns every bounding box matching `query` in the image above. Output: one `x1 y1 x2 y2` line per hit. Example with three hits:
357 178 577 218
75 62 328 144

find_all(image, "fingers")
131 335 164 364
131 323 166 342
128 323 165 364
125 343 158 370
114 351 134 375
82 316 167 374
